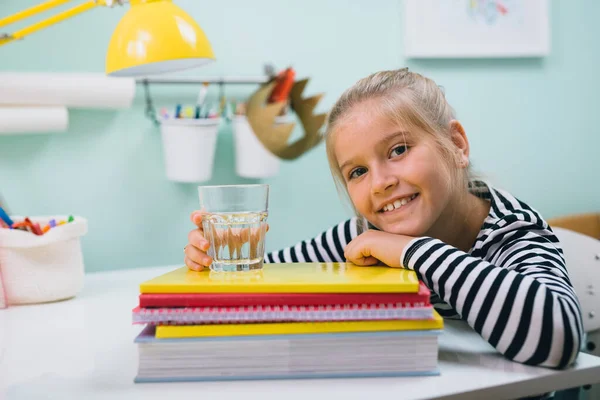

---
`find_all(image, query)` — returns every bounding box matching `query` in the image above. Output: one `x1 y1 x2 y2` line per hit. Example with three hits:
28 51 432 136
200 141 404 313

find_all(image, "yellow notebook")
140 263 420 294
155 310 444 339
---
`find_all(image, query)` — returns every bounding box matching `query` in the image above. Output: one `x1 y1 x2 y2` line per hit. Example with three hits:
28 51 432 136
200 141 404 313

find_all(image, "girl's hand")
184 210 212 271
344 230 416 268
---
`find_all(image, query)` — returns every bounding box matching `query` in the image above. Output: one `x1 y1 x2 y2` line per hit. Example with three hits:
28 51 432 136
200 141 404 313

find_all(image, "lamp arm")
0 0 74 29
0 0 111 47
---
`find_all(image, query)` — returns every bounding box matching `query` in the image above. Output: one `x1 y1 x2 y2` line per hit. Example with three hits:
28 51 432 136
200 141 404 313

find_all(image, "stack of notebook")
132 262 444 383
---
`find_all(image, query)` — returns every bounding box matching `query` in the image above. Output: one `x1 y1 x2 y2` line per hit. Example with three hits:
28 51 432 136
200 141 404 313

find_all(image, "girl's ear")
449 120 470 168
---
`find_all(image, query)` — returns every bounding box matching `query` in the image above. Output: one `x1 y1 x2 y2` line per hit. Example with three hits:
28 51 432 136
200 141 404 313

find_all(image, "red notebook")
139 281 431 308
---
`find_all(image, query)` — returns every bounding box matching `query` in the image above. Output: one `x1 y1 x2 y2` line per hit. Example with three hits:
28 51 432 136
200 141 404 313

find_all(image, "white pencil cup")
232 115 286 179
159 117 221 183
0 216 88 305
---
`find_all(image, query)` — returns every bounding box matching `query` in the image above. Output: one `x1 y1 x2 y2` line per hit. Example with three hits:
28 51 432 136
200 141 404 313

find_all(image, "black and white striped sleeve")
264 217 359 264
401 219 584 369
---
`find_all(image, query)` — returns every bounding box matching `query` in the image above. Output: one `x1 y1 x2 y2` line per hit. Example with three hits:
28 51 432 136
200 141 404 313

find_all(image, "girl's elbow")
540 323 583 369
500 324 583 369
544 346 581 369
548 348 581 369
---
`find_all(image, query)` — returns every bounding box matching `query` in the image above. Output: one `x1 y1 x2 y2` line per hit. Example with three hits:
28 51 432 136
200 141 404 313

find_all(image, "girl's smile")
377 192 419 214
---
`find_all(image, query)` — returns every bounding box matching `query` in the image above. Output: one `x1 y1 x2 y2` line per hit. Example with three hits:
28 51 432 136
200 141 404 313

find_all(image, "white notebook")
133 325 442 383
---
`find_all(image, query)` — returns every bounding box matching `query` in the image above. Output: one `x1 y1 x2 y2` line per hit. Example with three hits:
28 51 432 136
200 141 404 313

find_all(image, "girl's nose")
371 167 398 195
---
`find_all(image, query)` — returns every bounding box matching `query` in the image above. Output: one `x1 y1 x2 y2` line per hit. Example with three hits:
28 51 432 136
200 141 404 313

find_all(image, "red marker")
268 67 296 104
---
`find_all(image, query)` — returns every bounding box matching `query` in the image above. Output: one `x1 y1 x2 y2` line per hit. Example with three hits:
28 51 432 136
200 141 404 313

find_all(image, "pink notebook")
132 303 434 325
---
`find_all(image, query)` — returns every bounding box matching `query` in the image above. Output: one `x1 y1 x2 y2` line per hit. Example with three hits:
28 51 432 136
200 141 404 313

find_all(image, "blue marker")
49 219 56 228
0 206 13 227
175 104 182 118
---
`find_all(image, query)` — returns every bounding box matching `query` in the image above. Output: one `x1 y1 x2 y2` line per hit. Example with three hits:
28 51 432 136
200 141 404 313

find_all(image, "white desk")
1 265 600 400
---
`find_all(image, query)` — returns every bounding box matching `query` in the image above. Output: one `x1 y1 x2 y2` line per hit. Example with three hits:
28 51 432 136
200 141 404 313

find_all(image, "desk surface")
2 265 600 400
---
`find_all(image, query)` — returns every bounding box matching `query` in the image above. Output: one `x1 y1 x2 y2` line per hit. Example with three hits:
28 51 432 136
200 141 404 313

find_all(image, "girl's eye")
390 145 408 158
349 167 367 180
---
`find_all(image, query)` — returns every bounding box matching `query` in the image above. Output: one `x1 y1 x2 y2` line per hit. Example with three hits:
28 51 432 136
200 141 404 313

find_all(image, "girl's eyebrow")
380 130 412 145
339 158 356 172
339 130 411 172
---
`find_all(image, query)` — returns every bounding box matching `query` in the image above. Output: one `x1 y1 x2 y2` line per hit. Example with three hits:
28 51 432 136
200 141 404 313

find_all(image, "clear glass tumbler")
198 184 269 272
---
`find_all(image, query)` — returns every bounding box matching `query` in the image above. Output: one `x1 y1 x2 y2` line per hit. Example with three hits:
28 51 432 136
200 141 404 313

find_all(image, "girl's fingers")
190 210 207 228
184 256 204 271
188 229 210 251
350 256 380 266
185 244 213 267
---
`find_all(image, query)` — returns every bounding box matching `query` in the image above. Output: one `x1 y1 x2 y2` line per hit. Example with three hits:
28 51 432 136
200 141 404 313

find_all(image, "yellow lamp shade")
105 0 215 77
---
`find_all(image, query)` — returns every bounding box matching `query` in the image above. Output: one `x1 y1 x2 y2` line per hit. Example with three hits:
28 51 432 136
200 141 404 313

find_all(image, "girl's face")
333 99 458 237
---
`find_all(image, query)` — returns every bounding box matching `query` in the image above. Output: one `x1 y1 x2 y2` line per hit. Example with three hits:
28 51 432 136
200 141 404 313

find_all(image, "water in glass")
202 211 268 272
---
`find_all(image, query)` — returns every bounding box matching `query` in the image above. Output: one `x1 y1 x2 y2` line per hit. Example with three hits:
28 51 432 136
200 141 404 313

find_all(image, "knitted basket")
0 215 88 305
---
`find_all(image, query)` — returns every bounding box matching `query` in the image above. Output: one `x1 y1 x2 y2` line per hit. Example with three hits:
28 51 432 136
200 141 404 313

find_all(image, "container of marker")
159 116 222 183
232 115 286 178
0 215 88 305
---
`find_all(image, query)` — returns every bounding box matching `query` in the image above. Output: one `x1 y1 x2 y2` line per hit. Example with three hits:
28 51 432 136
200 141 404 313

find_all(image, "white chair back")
553 227 600 334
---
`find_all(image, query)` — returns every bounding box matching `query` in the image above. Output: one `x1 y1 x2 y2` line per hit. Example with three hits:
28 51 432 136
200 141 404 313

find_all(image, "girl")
184 68 583 370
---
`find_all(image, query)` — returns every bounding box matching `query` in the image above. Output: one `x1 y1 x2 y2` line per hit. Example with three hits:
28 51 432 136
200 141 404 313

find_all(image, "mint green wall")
0 1 598 272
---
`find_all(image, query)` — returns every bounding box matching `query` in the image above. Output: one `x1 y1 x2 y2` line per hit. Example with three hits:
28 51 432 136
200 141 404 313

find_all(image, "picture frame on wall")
403 0 550 58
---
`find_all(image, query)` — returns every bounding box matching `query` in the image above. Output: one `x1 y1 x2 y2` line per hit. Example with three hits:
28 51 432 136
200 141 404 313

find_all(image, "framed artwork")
403 0 550 58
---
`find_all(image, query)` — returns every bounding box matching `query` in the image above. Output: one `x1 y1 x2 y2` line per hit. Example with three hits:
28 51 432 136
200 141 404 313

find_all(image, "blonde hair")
325 68 473 229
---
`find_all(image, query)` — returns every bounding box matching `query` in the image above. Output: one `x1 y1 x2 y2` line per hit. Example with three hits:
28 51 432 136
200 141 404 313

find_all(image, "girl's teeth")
383 194 417 212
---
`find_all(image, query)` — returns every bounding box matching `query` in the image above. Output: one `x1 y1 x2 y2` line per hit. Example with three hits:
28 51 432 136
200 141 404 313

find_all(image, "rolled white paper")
0 72 135 109
0 106 68 134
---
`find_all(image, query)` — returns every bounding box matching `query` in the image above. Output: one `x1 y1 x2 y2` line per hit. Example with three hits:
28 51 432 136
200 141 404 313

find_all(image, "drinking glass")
198 184 269 272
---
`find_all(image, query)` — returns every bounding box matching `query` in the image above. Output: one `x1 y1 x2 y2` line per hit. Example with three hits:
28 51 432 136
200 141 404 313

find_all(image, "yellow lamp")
0 0 215 77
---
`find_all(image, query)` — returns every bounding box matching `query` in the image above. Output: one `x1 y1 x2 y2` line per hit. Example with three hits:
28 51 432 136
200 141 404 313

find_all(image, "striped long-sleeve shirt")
265 180 584 369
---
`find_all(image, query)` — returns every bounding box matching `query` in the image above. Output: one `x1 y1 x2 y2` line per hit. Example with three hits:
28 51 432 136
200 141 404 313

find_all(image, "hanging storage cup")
159 117 221 183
